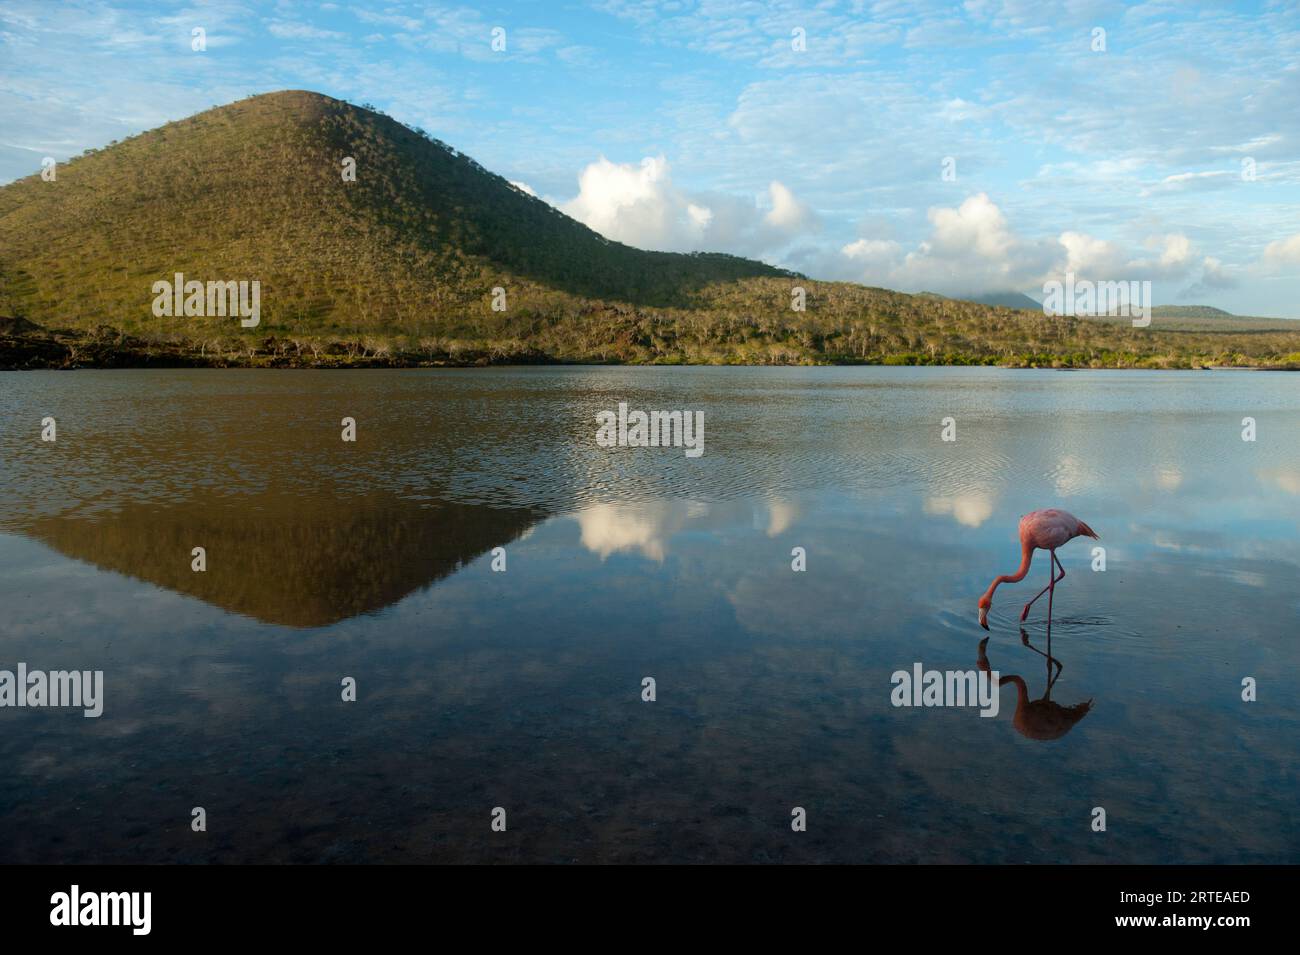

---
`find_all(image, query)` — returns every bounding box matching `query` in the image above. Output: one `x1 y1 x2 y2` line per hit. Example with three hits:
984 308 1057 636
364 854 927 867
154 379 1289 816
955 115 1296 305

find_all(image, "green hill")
0 89 790 330
1153 305 1234 319
1148 306 1298 331
1 89 1299 369
936 291 1042 311
1082 304 1299 332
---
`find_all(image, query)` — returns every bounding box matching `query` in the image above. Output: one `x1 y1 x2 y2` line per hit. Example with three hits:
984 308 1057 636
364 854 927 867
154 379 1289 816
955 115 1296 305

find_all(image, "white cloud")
353 10 421 32
1181 256 1239 298
763 181 813 231
1061 231 1197 282
840 193 1059 295
1141 169 1236 196
1128 233 1196 279
559 156 702 250
267 21 345 41
841 238 902 269
1199 257 1236 288
1060 230 1126 277
558 155 815 255
1154 233 1192 270
924 193 1013 260
1262 233 1300 271
837 196 1214 298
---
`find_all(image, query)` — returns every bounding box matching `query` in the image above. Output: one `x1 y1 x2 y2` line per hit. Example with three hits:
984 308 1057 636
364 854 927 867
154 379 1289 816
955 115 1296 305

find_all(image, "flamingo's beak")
979 606 989 630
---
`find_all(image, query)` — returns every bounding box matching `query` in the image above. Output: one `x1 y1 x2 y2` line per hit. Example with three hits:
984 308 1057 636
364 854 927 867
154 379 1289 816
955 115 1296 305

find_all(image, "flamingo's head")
978 595 991 630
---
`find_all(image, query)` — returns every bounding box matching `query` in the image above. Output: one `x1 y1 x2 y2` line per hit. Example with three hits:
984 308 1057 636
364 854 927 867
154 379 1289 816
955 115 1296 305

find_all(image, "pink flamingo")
978 508 1098 630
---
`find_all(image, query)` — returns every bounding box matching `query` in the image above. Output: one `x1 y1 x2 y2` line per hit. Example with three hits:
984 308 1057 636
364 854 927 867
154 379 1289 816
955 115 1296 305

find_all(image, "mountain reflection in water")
26 492 545 627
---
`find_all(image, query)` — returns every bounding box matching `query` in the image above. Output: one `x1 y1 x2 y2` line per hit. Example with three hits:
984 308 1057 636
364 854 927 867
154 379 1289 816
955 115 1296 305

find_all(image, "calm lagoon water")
0 366 1296 863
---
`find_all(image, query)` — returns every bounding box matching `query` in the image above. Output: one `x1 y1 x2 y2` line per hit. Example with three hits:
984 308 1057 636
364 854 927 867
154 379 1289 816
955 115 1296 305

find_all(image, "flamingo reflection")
977 628 1093 740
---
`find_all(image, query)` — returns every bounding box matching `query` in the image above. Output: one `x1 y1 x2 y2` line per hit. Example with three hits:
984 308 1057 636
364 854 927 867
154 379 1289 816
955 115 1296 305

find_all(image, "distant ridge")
1152 305 1235 319
932 296 1298 331
966 291 1041 311
1110 305 1299 331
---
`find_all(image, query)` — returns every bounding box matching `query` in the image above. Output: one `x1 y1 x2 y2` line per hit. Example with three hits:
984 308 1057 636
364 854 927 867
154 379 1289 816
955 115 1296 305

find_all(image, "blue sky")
2 0 1299 315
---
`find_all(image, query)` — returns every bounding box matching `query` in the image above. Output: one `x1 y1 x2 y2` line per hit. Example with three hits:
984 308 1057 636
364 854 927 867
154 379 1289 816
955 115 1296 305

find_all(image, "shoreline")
3 340 1296 372
3 322 1298 372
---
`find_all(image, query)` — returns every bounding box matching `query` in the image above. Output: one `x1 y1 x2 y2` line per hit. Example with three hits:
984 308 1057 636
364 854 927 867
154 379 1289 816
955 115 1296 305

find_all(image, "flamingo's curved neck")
999 674 1030 707
982 540 1033 605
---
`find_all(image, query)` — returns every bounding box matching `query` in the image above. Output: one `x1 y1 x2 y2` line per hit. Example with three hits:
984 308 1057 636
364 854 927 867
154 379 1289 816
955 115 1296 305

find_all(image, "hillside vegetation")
2 90 1298 369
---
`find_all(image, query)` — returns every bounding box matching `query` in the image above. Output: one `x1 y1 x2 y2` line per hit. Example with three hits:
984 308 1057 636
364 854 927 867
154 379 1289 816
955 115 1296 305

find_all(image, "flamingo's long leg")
1047 551 1066 638
1020 580 1052 619
1019 627 1063 679
1046 568 1055 637
1020 549 1065 621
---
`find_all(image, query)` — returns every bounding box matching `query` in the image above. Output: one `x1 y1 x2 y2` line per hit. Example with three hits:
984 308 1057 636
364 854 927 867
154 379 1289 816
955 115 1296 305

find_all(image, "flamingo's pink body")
978 508 1098 630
